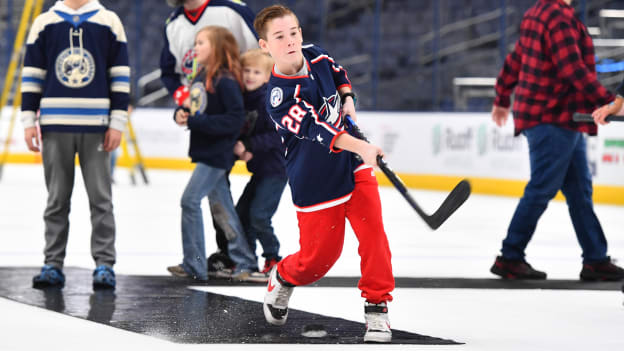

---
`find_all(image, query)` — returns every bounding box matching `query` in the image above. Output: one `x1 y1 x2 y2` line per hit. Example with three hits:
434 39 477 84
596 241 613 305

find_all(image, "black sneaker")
490 256 547 280
580 257 624 281
207 251 235 275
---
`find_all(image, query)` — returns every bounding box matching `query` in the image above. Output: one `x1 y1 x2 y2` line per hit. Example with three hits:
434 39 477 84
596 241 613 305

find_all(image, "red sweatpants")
277 167 395 303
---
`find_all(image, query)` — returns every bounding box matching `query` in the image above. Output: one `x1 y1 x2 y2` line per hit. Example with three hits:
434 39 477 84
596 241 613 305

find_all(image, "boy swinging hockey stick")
255 4 394 343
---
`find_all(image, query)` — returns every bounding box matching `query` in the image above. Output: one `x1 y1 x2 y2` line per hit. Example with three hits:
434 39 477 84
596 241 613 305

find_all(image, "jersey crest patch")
319 92 341 125
55 47 95 88
270 87 283 107
189 81 207 116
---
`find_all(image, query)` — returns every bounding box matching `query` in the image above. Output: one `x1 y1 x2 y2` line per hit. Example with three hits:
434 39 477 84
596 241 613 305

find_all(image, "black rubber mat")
314 276 624 291
178 274 622 291
0 267 461 345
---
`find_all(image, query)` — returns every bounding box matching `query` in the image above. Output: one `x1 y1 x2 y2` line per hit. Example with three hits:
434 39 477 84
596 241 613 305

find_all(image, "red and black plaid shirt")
494 0 614 136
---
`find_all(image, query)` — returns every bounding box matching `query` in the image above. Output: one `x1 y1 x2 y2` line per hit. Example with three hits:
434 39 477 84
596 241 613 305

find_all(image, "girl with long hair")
169 26 258 281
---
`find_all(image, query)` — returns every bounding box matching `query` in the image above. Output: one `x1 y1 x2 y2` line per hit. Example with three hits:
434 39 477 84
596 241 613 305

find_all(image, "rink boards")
2 108 623 204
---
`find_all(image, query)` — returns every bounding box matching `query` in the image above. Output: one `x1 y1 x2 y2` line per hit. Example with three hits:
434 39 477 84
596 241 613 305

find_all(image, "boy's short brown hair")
241 48 274 74
253 4 299 40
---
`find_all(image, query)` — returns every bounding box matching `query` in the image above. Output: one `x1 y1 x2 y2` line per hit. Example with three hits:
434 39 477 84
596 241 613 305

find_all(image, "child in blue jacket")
234 49 288 275
169 25 257 281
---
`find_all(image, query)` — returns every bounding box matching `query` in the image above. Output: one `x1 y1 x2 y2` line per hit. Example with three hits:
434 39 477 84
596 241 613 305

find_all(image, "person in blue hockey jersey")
254 5 395 343
21 0 130 290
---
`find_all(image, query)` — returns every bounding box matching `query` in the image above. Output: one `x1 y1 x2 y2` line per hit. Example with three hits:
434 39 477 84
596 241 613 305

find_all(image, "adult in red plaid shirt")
490 0 624 281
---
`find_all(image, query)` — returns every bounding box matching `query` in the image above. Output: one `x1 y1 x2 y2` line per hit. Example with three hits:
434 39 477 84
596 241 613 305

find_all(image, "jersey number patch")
281 105 306 134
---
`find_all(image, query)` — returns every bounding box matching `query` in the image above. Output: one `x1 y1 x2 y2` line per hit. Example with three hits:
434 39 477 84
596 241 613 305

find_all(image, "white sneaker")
246 271 269 283
363 301 392 343
263 266 294 325
233 270 269 283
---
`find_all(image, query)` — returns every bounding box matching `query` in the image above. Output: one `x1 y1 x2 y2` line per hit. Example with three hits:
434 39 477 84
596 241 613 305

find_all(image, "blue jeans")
236 175 287 261
501 124 608 264
180 163 257 280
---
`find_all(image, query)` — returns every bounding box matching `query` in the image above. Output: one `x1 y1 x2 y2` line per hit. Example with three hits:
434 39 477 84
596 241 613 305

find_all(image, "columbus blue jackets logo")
181 49 196 77
189 81 207 116
55 47 95 88
319 92 341 126
270 87 283 107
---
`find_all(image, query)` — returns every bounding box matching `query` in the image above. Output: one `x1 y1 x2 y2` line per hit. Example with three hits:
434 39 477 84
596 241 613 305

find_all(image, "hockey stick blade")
342 115 470 229
573 113 624 123
377 156 471 230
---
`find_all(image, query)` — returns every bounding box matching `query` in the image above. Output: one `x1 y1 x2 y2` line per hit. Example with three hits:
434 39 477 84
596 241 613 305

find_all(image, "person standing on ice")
490 0 624 281
22 0 130 290
160 0 260 279
253 4 395 343
171 25 261 281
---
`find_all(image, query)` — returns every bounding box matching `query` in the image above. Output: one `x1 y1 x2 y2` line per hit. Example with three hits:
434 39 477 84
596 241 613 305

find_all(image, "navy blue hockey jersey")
21 0 130 133
266 44 367 211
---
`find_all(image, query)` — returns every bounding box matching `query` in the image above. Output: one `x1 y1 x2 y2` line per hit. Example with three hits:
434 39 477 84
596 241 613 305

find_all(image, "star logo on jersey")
316 134 324 143
319 92 341 126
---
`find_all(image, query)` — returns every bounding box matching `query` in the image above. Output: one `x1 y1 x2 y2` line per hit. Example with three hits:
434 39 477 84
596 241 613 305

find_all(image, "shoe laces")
41 265 62 279
366 313 390 332
274 281 293 307
365 302 390 331
94 266 115 279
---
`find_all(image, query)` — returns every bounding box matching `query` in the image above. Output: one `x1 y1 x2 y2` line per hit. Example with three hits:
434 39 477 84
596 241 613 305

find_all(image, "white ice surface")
1 164 623 350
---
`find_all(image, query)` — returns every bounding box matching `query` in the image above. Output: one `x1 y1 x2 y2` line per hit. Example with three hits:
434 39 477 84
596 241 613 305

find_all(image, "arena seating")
1 0 623 111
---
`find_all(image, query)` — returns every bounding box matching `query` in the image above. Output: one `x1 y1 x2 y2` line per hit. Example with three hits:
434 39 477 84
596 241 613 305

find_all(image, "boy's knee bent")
287 261 334 285
295 249 342 284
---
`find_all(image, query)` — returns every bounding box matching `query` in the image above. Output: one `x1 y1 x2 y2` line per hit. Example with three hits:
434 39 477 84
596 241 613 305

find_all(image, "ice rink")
1 164 623 350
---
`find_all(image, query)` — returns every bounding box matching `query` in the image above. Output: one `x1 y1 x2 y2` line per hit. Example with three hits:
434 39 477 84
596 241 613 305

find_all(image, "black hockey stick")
346 116 471 230
573 113 624 123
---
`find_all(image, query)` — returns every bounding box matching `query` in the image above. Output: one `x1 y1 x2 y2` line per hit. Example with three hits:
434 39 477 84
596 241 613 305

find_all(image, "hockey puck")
301 324 328 338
